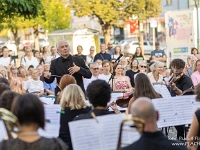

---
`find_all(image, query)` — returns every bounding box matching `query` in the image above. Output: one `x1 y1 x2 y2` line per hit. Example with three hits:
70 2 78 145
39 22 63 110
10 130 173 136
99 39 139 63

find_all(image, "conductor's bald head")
130 97 158 124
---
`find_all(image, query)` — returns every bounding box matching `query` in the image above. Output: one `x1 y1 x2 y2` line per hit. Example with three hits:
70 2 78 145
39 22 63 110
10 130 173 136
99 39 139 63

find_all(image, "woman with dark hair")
191 47 200 59
125 59 140 87
33 50 42 63
0 94 68 150
132 47 145 63
111 46 121 59
127 73 162 113
0 83 10 96
59 84 91 150
0 90 19 111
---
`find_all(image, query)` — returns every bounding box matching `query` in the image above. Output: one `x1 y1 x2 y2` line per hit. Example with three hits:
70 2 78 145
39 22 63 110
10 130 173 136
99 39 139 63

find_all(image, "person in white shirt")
102 60 112 83
147 61 164 84
0 46 13 67
86 46 95 65
21 47 39 69
23 69 44 97
45 46 60 63
83 62 106 90
111 46 121 59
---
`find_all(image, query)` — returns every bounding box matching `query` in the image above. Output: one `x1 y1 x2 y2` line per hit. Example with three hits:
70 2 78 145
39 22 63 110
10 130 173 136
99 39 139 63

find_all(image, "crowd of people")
0 39 199 150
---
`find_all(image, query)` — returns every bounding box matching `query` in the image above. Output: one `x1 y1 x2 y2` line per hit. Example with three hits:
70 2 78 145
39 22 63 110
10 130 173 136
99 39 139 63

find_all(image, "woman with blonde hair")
59 84 91 150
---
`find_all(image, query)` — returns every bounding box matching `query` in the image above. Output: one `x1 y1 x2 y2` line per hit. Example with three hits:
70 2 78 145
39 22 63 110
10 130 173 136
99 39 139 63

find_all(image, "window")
143 42 147 45
166 0 172 5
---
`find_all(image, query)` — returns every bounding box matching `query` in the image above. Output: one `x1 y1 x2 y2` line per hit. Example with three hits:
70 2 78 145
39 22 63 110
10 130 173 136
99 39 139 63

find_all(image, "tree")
0 0 71 50
70 0 162 45
0 0 43 21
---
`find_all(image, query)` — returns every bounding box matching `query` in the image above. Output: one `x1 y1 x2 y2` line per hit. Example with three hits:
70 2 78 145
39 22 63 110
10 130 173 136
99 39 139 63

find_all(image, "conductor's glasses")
60 45 68 48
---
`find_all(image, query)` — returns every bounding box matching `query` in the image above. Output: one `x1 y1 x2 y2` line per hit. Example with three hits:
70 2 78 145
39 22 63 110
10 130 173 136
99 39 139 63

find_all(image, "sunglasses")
92 68 99 70
140 65 147 68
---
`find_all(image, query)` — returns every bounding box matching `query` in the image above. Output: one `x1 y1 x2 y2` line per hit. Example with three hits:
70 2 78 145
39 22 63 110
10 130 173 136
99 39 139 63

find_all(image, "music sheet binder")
69 114 141 150
152 95 200 128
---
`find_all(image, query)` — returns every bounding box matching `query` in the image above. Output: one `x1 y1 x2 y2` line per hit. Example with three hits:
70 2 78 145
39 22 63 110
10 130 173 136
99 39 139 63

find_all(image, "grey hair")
56 40 70 49
89 62 99 69
150 61 164 72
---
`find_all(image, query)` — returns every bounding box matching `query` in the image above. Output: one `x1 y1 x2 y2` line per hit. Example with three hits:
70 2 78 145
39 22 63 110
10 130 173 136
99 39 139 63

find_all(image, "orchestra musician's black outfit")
168 74 193 141
44 55 92 95
120 131 187 150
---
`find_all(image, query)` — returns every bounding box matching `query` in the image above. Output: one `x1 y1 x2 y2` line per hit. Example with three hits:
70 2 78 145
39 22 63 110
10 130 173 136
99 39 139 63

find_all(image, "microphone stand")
108 59 121 91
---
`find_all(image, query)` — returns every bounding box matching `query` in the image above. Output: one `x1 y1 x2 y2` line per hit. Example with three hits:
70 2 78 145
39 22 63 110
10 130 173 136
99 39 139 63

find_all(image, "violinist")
168 59 193 97
167 59 193 141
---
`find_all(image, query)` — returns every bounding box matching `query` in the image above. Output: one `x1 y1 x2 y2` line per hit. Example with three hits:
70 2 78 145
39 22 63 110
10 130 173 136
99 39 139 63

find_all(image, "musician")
127 73 162 114
0 94 68 150
187 83 200 150
168 59 193 141
120 97 187 150
44 40 92 94
59 84 91 150
73 80 112 121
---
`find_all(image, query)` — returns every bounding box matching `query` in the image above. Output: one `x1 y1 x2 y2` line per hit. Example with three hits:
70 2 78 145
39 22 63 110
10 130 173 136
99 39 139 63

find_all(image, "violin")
170 72 185 84
116 92 133 108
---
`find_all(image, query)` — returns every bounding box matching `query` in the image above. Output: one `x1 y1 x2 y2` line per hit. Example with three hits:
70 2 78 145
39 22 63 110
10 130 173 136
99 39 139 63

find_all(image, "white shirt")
83 74 107 90
21 56 39 69
111 54 120 59
23 79 44 93
147 72 163 84
0 57 13 66
86 55 93 64
104 73 112 83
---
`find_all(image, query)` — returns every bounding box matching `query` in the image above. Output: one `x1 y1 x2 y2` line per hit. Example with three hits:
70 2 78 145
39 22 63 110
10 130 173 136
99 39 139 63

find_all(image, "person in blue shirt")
151 42 166 63
93 43 111 62
44 80 56 95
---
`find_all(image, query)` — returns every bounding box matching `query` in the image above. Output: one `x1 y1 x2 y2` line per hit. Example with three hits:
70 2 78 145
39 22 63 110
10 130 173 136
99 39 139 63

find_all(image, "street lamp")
194 0 200 52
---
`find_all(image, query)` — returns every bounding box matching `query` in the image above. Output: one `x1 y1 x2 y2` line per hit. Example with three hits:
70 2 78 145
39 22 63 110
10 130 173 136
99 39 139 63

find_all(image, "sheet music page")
152 95 196 128
98 114 125 150
69 119 103 150
40 97 55 105
153 85 171 98
108 92 126 111
0 120 7 142
43 105 61 124
152 98 177 128
38 123 60 138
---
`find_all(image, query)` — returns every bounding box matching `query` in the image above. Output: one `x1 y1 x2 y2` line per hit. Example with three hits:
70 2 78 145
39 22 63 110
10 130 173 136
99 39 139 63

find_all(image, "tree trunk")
102 23 111 47
137 21 144 55
11 28 20 53
33 25 40 51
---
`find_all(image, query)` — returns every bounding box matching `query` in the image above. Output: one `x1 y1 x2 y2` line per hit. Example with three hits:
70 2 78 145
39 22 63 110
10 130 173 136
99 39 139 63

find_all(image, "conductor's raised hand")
44 71 51 79
68 63 80 75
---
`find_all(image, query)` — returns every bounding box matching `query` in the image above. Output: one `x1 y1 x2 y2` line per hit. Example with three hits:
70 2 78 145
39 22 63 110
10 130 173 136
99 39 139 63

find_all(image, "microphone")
115 54 123 63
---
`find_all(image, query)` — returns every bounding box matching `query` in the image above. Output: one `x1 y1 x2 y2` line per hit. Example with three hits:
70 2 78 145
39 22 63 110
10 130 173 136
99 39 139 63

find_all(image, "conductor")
44 40 92 94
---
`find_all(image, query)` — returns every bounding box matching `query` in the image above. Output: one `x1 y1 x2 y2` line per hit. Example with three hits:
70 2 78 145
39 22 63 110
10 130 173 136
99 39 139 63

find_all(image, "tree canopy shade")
70 0 162 45
0 0 43 20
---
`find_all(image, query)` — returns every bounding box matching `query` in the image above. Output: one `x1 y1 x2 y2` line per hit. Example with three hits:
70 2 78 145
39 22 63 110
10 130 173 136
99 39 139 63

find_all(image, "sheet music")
153 84 171 98
43 104 61 124
0 120 7 142
38 123 60 138
152 95 197 128
40 96 55 105
69 114 140 150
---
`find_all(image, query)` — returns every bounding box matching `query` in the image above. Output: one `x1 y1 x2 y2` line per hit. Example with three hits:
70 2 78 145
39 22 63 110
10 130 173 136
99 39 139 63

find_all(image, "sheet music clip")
91 112 99 123
152 82 164 86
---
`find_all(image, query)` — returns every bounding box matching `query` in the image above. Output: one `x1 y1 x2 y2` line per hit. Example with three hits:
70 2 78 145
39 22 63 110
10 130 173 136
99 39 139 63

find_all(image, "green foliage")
0 0 43 20
70 0 162 44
